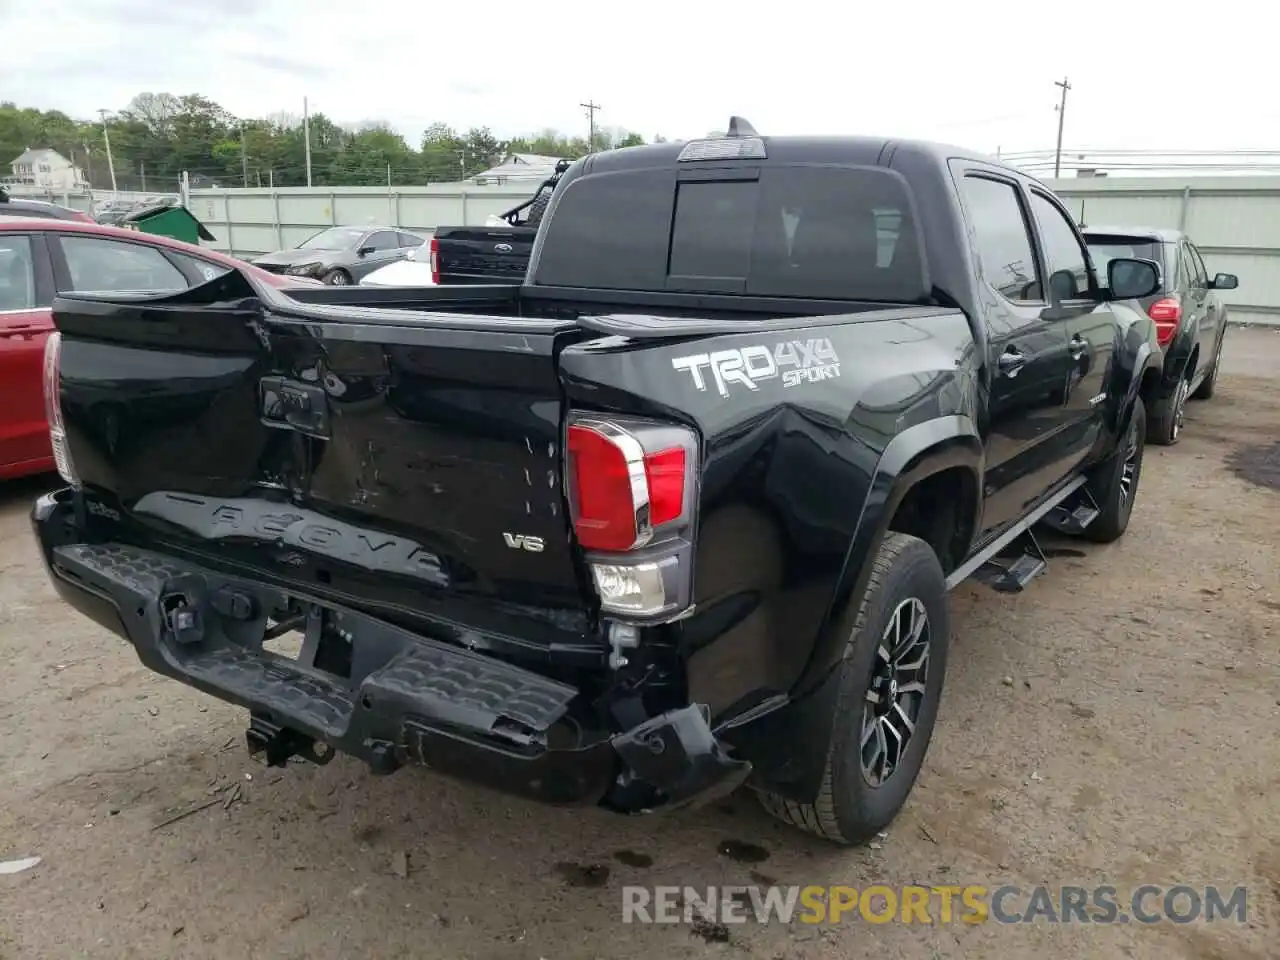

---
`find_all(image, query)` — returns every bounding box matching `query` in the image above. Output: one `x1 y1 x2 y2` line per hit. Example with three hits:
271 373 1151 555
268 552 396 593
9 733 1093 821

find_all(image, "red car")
0 216 316 481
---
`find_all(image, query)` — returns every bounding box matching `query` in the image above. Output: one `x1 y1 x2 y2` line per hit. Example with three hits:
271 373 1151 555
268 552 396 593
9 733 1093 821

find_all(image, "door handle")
1068 335 1088 360
998 347 1026 378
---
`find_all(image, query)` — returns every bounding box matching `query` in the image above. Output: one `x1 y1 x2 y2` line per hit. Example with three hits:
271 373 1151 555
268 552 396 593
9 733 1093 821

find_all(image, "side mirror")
357 245 375 257
1107 257 1161 300
1210 272 1238 291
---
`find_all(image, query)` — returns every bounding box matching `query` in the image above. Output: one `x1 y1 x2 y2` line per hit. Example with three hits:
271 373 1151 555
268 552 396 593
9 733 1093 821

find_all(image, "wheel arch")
723 415 981 805
1122 342 1162 437
797 415 982 697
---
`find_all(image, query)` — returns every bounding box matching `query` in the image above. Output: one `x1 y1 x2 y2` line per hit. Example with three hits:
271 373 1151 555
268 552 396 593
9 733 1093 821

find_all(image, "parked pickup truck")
33 120 1165 845
428 159 570 284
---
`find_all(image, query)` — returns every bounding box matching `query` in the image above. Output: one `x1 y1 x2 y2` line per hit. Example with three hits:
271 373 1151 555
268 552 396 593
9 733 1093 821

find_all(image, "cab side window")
1029 191 1091 302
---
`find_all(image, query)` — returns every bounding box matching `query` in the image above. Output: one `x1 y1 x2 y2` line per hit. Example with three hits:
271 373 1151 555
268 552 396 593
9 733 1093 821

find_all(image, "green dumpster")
119 203 216 246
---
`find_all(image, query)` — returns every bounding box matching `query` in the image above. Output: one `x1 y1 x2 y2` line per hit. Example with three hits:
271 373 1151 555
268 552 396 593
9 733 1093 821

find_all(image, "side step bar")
1039 489 1101 536
946 475 1095 593
971 528 1047 593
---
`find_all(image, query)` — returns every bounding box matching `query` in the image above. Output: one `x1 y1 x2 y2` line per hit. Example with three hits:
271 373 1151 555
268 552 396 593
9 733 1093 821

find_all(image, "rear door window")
0 234 39 311
57 236 189 293
364 231 398 252
959 176 1041 302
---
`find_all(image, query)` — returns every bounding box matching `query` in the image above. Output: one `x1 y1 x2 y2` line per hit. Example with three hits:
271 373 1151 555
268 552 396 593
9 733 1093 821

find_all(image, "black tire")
525 191 552 229
1082 397 1146 544
322 268 351 286
757 532 949 846
1190 336 1223 400
1148 376 1188 446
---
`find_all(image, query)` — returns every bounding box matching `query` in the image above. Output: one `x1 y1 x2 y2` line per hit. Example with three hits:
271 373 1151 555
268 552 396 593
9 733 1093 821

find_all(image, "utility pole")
580 100 601 151
303 96 313 187
97 109 118 193
139 161 146 192
240 122 249 187
1053 77 1071 179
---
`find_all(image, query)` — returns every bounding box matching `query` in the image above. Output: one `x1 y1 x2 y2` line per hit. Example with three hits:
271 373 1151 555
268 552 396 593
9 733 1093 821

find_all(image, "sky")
4 0 1278 171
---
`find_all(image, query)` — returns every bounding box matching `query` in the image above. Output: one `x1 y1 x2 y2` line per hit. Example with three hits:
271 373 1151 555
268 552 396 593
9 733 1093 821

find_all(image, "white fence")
183 185 533 259
10 176 1280 326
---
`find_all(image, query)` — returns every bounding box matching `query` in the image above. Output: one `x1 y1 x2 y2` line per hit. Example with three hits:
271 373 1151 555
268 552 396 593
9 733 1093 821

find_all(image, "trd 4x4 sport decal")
671 338 841 398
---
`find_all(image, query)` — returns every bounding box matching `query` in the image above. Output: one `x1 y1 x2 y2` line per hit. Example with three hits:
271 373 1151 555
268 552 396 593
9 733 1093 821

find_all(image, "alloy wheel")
860 597 931 787
1171 379 1188 440
1120 418 1142 506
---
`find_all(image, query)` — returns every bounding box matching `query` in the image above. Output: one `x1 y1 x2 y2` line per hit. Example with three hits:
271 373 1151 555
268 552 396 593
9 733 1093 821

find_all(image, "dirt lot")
2 329 1277 960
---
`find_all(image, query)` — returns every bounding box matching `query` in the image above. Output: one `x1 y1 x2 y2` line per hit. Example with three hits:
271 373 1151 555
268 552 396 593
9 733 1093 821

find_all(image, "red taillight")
1147 297 1181 346
565 419 694 553
429 237 440 285
643 447 687 527
42 332 80 487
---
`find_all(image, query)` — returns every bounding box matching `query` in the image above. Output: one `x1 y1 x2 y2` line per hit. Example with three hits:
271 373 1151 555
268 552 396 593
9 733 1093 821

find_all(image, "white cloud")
3 0 1275 158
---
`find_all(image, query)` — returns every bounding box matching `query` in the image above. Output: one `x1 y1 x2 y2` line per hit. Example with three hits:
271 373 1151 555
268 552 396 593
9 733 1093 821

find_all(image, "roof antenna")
726 116 758 137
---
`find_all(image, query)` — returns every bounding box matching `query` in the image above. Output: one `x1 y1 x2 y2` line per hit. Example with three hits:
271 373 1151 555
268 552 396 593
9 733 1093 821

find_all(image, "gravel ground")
1 328 1277 960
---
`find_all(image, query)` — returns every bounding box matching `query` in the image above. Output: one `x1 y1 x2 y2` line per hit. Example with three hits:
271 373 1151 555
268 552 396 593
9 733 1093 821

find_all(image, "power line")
97 108 118 192
580 101 601 150
1053 77 1071 179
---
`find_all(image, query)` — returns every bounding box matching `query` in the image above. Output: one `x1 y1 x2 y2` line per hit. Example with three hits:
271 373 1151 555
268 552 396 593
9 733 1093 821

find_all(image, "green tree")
1 94 654 192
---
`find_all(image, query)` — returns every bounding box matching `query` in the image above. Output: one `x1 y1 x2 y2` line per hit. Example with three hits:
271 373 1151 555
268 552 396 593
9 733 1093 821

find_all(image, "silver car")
252 226 426 285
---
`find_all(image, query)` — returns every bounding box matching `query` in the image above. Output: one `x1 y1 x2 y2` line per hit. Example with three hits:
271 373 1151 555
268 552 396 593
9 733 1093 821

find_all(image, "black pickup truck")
429 159 570 284
32 120 1165 845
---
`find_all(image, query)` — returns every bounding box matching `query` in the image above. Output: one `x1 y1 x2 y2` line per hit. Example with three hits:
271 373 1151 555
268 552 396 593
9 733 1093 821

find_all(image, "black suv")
1083 226 1238 444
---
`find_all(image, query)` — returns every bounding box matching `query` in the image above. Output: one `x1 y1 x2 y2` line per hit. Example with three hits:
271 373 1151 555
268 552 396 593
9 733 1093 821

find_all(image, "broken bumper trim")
31 491 749 813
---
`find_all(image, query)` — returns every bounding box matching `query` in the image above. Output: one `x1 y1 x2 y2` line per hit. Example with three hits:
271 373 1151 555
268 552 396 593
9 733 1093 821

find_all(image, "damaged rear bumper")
31 490 750 813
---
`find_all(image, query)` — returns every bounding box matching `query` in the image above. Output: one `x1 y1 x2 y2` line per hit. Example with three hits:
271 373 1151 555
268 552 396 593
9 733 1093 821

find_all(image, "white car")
359 216 511 286
359 242 437 286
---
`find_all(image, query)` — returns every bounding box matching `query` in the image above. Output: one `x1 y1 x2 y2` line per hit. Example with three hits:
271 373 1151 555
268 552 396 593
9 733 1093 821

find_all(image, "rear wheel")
1191 334 1224 400
1083 397 1146 543
322 268 351 286
1149 376 1188 446
757 532 948 845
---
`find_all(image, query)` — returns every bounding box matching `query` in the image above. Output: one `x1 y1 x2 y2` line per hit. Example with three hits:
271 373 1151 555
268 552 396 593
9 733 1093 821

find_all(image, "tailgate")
50 270 593 643
435 227 535 284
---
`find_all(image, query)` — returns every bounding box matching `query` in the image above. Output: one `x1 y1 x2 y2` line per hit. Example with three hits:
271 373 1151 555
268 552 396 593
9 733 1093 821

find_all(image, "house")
471 153 565 185
9 148 88 191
